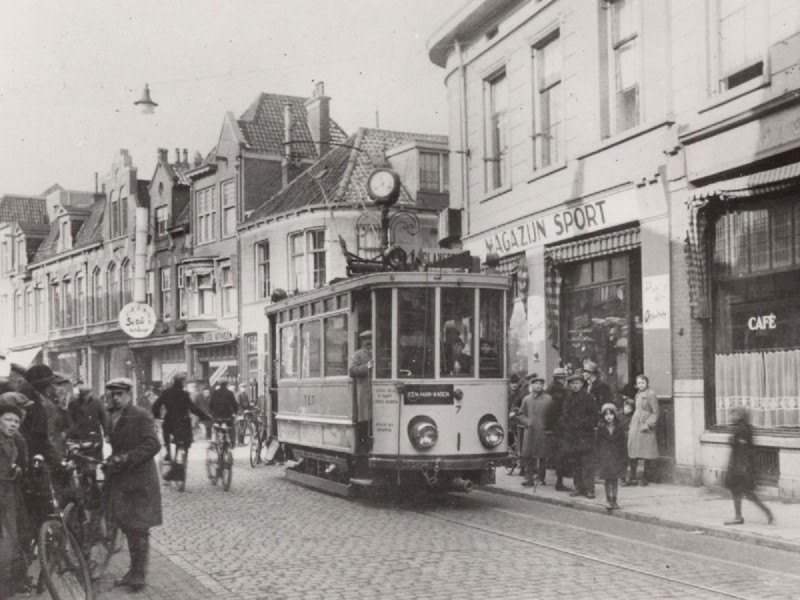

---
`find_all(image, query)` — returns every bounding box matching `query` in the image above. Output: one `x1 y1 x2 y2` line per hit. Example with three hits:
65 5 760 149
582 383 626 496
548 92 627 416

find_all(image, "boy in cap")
106 377 162 591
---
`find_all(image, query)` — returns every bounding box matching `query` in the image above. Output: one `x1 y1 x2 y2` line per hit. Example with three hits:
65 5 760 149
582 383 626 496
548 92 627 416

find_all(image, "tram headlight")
408 416 438 451
478 414 504 449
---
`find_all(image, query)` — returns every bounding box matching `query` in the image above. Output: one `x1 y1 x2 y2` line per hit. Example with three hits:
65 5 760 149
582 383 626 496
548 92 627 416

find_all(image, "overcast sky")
0 0 466 195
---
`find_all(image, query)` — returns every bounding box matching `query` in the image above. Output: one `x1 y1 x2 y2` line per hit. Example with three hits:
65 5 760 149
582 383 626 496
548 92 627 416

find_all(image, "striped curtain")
545 257 561 349
684 196 711 319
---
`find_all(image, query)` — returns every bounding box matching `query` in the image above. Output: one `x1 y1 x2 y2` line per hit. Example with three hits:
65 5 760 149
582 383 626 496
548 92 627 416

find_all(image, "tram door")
267 314 279 438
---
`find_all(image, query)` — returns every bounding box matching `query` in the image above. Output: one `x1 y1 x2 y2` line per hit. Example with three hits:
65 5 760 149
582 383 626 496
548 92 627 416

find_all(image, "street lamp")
134 83 158 114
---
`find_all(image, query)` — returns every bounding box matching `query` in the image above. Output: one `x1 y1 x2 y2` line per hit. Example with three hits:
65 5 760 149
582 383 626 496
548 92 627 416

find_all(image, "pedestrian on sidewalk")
595 403 626 511
560 373 597 499
517 376 553 487
106 377 162 592
547 367 570 491
0 400 29 600
618 398 635 486
724 406 773 526
627 374 659 486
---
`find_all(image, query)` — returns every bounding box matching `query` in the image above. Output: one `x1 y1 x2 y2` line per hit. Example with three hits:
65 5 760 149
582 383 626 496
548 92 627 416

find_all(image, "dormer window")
16 237 25 268
155 206 168 236
419 151 449 193
58 219 71 251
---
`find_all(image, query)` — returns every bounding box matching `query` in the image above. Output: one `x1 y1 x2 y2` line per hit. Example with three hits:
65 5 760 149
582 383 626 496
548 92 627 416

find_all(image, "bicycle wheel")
239 420 255 446
249 428 263 468
220 448 233 491
62 502 112 581
505 444 519 476
38 518 94 600
206 445 219 485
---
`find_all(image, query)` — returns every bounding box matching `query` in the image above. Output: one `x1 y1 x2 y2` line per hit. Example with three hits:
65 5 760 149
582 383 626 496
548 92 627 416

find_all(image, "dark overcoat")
587 379 612 412
558 389 597 456
725 419 755 493
108 403 162 532
594 420 627 479
152 385 211 447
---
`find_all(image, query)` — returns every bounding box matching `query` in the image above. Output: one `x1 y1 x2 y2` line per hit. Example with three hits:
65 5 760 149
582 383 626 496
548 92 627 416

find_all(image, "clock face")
368 169 398 199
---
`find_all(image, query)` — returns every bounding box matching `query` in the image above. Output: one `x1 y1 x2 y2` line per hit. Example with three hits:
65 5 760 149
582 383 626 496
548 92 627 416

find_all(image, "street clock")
366 168 400 206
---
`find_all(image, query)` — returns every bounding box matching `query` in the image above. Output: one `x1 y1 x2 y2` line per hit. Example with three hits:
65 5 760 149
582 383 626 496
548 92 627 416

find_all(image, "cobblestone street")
85 442 800 600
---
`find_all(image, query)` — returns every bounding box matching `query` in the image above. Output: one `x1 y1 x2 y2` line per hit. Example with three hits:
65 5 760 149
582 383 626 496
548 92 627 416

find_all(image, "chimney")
182 149 188 166
158 148 168 163
282 103 300 188
193 151 203 167
304 81 331 158
175 148 181 165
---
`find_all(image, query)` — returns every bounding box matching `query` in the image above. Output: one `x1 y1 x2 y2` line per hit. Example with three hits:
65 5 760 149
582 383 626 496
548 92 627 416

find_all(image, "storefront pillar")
640 214 672 396
525 246 549 378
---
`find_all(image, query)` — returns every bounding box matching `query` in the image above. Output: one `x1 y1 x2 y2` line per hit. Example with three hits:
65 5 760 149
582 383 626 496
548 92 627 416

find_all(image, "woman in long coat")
626 374 659 486
516 377 553 487
724 406 773 525
106 378 162 592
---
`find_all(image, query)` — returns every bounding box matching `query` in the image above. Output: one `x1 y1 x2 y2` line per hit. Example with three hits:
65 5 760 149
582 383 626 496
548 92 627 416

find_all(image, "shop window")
441 288 474 377
713 199 800 428
299 321 321 378
561 252 643 396
397 288 435 379
324 314 348 376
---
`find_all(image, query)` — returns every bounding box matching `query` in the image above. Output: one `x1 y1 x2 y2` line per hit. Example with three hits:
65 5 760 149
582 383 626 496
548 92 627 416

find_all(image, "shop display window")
713 199 800 428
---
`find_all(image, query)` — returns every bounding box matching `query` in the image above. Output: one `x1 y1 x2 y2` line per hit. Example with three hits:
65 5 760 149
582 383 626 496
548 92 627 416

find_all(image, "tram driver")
349 330 373 451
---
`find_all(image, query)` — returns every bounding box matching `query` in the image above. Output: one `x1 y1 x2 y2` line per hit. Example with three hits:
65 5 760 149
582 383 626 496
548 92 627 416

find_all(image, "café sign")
747 313 776 331
119 302 157 339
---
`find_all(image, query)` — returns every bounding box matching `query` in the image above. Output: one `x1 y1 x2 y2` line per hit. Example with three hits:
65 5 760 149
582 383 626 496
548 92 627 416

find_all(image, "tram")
264 267 511 496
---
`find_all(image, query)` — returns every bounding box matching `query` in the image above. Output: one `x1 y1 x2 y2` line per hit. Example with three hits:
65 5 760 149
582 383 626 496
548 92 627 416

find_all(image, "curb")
478 484 800 554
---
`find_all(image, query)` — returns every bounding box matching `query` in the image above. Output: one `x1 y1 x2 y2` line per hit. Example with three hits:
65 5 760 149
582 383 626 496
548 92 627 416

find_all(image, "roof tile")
0 195 48 224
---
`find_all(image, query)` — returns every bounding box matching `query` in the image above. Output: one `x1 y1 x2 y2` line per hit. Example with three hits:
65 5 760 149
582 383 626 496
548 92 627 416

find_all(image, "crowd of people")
0 362 255 598
508 361 662 511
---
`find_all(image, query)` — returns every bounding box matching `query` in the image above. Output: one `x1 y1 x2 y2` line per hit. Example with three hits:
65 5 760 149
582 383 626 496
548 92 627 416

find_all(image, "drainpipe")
455 39 470 236
134 207 148 304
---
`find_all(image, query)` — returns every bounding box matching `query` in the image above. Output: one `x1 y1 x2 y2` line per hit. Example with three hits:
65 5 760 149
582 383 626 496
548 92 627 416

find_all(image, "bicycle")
504 409 524 476
160 419 195 492
236 407 261 447
61 440 120 580
206 422 233 491
30 453 94 600
248 411 267 468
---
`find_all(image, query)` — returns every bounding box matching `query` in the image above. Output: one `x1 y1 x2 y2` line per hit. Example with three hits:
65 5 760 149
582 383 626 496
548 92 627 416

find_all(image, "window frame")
288 229 327 292
155 206 168 236
419 151 449 192
256 240 271 300
605 0 642 136
194 186 217 245
532 29 564 171
483 69 509 193
221 179 236 238
220 262 234 316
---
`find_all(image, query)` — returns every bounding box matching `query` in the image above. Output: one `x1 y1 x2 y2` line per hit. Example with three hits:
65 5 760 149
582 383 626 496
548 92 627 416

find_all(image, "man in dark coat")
584 361 612 413
209 378 238 446
66 384 109 461
106 377 162 592
349 331 373 452
547 367 569 491
559 373 597 498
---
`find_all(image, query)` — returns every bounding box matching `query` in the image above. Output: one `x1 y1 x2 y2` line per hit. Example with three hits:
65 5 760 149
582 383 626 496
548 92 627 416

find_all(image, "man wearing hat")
350 330 373 451
209 377 238 447
547 367 570 491
66 383 110 462
558 373 597 498
106 377 162 591
0 400 29 598
584 361 612 413
21 365 70 472
516 376 554 487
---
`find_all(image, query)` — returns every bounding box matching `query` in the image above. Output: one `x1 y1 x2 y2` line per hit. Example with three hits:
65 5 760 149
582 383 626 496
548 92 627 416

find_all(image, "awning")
5 346 42 369
545 226 640 264
687 161 800 202
684 161 800 319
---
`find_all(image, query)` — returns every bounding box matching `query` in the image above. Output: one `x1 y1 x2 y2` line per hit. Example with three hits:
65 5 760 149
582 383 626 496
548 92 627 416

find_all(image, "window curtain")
545 257 561 349
684 197 711 319
715 350 800 427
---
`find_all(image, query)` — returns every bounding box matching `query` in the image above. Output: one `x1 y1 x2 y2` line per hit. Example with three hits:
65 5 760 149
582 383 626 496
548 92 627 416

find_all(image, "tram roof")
264 271 511 316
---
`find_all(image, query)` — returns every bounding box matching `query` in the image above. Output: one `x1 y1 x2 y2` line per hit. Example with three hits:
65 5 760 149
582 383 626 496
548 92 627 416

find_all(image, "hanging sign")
119 302 157 338
642 274 670 330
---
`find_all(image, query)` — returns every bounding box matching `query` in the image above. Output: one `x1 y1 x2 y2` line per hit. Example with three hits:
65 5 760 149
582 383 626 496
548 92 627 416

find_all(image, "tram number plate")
403 384 454 405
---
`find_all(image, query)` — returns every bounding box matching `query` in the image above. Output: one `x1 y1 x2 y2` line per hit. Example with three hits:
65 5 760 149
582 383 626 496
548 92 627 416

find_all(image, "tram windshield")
374 286 505 380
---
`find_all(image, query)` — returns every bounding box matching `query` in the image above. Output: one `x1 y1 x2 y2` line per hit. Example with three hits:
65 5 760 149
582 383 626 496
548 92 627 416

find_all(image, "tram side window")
299 320 321 378
397 288 435 379
441 288 474 377
324 314 348 376
375 288 392 378
280 326 297 379
479 289 504 378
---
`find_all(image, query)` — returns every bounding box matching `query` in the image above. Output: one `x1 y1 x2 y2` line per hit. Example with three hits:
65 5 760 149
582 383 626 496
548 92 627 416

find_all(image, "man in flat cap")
106 377 162 592
547 367 570 491
558 373 597 499
516 375 554 487
350 330 373 451
584 361 612 413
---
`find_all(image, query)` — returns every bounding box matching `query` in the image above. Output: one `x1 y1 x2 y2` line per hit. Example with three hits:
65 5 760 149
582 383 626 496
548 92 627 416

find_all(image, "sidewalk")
485 468 800 553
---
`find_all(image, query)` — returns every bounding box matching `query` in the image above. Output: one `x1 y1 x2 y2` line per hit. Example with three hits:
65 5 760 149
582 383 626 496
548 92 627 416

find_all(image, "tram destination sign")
403 384 454 405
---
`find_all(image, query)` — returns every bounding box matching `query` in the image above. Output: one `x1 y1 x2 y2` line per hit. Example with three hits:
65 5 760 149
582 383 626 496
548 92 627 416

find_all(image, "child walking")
595 403 627 511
